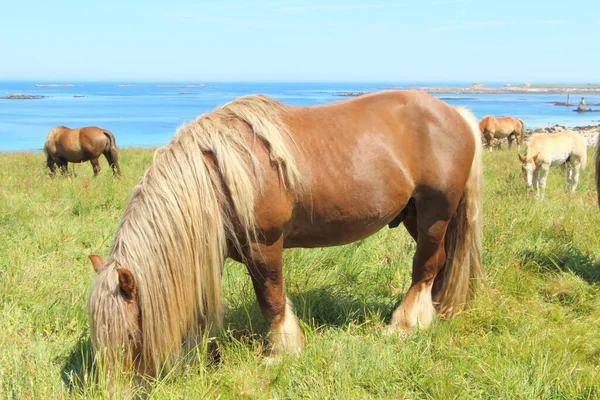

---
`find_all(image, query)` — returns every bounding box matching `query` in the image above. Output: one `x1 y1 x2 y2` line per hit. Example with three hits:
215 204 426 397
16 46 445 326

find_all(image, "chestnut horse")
479 115 526 151
44 126 120 176
519 130 587 197
87 91 483 383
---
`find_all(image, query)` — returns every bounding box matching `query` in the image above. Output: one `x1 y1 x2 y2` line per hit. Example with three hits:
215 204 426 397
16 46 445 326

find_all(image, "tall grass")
0 147 598 399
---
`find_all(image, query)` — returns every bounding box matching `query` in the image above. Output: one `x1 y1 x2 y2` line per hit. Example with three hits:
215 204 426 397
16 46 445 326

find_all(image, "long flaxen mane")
88 95 300 375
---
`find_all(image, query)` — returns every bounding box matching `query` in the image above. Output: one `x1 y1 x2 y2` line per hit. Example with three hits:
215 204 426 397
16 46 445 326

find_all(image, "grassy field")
1 147 599 399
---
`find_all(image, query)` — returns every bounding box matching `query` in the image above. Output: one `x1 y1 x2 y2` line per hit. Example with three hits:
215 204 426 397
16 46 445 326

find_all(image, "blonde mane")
88 95 300 374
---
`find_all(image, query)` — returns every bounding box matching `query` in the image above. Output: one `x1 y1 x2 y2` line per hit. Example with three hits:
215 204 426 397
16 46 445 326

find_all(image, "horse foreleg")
245 236 303 358
90 158 101 176
55 157 68 177
389 212 449 333
537 165 549 197
484 133 494 152
46 156 57 176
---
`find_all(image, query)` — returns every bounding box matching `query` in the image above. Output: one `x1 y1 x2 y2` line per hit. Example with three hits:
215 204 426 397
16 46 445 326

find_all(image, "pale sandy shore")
338 83 600 97
402 83 600 95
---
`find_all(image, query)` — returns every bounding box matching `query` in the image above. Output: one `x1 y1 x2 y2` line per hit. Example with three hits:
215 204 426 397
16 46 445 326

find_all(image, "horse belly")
56 139 86 162
283 142 413 248
283 209 404 248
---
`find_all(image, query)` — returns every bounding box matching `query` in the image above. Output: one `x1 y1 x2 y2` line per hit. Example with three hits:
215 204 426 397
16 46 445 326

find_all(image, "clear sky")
1 0 598 82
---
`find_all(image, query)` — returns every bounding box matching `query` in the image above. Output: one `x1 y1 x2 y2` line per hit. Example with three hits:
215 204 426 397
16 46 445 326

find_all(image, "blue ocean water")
1 81 599 152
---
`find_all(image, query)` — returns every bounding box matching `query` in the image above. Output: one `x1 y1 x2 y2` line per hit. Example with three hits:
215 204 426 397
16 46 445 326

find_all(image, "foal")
519 130 587 196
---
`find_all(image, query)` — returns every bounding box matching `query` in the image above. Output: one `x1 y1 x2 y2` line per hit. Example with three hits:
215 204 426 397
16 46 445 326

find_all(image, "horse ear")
518 154 526 163
88 254 104 273
117 268 137 301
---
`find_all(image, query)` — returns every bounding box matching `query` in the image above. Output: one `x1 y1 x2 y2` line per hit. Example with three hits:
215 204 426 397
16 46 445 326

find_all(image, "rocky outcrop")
1 94 47 100
337 91 368 97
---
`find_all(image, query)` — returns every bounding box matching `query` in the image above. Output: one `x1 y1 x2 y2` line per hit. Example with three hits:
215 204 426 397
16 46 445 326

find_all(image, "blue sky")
1 0 598 82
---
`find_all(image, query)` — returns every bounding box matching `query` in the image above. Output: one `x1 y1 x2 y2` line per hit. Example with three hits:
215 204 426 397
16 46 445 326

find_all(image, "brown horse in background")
87 90 483 385
44 126 120 176
479 115 526 151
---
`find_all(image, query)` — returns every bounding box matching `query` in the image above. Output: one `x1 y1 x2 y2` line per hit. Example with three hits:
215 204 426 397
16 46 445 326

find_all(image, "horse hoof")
262 355 283 366
383 324 410 339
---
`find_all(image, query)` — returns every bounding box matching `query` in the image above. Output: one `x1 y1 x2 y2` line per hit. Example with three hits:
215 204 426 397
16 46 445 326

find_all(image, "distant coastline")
34 83 82 87
338 83 600 96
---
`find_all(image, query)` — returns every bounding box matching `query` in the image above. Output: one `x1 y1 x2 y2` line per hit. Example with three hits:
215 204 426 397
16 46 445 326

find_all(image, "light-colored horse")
87 91 483 386
479 115 526 151
519 130 587 196
44 126 120 176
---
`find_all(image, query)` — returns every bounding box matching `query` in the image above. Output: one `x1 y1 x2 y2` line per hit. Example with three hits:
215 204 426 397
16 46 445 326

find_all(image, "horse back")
45 126 108 162
528 131 586 165
277 90 476 247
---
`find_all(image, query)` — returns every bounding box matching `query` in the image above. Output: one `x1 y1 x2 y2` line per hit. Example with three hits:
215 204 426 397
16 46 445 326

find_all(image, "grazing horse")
519 130 587 197
43 126 120 176
596 133 600 207
87 91 483 383
479 115 526 151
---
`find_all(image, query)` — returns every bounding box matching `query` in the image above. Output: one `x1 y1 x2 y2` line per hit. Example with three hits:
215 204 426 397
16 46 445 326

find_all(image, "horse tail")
102 129 121 175
102 129 118 152
518 118 526 145
434 107 484 317
595 133 600 208
580 135 588 171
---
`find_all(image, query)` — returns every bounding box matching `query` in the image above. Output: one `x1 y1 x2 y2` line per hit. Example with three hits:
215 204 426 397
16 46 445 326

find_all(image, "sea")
1 81 599 152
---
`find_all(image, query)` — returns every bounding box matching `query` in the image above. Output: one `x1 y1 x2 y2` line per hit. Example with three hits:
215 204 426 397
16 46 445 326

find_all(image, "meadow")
0 146 598 399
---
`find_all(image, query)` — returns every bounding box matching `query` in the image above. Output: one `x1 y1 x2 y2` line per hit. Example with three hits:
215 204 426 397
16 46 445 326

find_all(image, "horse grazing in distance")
87 90 483 386
43 126 120 176
519 130 587 197
479 115 526 151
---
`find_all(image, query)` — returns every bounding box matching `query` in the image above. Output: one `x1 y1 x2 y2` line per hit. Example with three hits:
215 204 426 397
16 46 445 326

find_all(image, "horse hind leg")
388 195 453 333
564 163 574 192
103 148 121 176
569 161 581 193
245 236 303 359
90 158 101 176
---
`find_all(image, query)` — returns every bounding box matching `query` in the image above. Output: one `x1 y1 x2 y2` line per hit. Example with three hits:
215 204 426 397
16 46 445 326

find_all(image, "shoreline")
338 83 600 96
2 123 598 153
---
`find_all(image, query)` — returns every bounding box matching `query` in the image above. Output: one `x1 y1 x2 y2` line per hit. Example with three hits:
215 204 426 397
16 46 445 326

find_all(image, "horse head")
87 255 146 386
519 153 539 188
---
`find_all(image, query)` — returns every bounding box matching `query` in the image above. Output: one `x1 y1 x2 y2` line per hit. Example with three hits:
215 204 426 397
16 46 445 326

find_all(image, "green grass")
1 147 599 399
